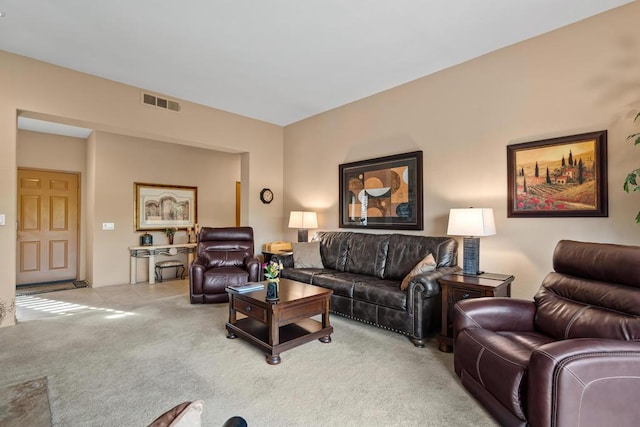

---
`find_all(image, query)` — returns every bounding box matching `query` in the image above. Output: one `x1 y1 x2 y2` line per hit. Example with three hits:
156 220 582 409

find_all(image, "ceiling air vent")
141 92 181 112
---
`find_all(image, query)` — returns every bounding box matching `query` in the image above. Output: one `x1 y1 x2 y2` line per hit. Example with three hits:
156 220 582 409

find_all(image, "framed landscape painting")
507 131 608 218
339 151 423 230
135 183 198 230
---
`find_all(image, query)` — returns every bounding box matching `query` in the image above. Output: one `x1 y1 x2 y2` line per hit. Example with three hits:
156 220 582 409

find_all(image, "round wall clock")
260 188 274 204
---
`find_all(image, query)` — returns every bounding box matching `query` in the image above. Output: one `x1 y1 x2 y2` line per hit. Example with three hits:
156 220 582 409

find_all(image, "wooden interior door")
235 181 241 227
17 169 79 285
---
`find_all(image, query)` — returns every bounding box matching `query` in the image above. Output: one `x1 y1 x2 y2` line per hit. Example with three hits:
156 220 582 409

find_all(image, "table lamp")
288 211 318 242
447 208 496 275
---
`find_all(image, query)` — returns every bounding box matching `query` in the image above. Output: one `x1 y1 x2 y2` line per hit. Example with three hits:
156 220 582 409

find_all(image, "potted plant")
263 259 284 301
623 112 640 223
165 227 178 244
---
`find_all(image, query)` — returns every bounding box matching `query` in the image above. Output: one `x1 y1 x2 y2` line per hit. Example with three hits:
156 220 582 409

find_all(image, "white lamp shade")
288 211 318 229
447 208 496 237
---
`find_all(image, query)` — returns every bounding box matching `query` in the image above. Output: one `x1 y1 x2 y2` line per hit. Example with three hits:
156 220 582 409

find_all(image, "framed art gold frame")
507 131 608 218
134 182 198 231
339 151 423 230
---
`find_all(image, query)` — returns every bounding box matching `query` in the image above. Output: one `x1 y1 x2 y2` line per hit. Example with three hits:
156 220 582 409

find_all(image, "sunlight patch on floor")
15 295 136 319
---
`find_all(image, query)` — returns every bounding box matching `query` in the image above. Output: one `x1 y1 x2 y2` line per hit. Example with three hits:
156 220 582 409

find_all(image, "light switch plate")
0 214 5 225
102 222 115 231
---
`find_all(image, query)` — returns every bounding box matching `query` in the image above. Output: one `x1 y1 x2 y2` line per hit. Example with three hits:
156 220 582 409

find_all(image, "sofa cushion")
353 280 406 310
203 267 249 292
204 250 246 268
534 272 640 341
292 241 323 268
281 267 325 284
384 235 455 280
313 231 351 271
400 253 436 291
345 233 390 278
553 239 640 289
310 271 363 298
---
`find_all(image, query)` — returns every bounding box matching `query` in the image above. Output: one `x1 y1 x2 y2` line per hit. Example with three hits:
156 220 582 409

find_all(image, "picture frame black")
339 151 423 230
507 131 608 218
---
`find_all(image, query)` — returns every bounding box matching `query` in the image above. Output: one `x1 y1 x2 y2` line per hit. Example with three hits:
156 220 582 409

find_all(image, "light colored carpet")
1 282 496 426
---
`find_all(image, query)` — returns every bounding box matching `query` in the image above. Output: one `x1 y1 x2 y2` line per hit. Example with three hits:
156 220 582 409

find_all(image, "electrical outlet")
102 222 115 231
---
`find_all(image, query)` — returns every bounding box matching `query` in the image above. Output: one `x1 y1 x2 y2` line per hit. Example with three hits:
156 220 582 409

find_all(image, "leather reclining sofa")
453 240 640 427
279 231 459 346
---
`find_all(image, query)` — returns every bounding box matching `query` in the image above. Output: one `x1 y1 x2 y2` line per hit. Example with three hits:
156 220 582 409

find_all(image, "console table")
128 243 196 285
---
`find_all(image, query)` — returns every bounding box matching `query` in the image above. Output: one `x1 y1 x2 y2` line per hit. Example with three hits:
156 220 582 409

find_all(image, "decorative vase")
265 280 279 302
140 232 153 246
168 234 174 245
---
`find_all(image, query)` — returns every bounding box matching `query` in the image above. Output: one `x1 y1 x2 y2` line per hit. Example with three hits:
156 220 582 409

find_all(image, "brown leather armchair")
189 226 260 304
453 240 640 427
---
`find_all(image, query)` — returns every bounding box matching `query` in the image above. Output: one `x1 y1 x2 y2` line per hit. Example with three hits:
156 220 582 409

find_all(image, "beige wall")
18 129 242 286
0 51 284 327
283 2 640 299
90 131 241 286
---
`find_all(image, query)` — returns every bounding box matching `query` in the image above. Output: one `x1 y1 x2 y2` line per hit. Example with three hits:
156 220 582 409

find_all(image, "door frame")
16 167 82 285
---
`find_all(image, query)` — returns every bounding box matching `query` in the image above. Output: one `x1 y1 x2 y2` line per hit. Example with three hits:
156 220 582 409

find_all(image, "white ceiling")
1 0 634 129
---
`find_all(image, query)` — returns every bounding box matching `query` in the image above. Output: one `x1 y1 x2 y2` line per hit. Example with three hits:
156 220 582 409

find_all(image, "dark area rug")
16 281 89 296
0 377 52 427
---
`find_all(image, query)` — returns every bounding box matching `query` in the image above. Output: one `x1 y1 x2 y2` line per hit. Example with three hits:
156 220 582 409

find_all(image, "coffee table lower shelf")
226 317 332 364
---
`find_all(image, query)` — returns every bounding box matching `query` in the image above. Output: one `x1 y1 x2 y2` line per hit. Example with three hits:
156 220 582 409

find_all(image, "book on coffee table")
227 283 264 293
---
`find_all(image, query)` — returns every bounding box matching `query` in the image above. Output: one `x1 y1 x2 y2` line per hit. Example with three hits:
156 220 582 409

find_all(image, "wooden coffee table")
225 278 333 365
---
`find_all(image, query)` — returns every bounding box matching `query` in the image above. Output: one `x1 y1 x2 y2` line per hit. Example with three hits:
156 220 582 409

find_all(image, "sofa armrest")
453 298 536 335
409 266 460 298
528 338 640 427
272 253 294 268
405 266 459 317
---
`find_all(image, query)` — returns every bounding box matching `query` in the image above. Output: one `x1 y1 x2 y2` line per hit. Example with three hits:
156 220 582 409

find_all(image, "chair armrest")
453 298 536 334
190 256 207 270
245 256 260 282
528 338 640 427
189 257 208 294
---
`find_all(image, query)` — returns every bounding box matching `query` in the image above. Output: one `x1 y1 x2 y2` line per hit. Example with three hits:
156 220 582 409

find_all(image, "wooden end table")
226 278 333 365
437 272 514 353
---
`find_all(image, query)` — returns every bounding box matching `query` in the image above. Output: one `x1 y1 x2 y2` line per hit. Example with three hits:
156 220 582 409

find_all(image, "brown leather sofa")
453 240 640 427
279 231 459 346
189 226 260 303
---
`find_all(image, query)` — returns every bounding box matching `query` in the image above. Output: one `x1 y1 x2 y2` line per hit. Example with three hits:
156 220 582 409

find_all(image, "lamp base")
462 237 481 275
297 229 309 242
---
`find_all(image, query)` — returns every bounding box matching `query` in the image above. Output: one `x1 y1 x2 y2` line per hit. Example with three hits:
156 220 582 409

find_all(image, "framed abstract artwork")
339 151 423 230
134 183 198 230
507 131 608 218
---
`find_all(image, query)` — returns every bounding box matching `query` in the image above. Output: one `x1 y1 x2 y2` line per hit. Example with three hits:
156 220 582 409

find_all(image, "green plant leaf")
636 211 640 223
624 172 639 192
635 112 640 122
